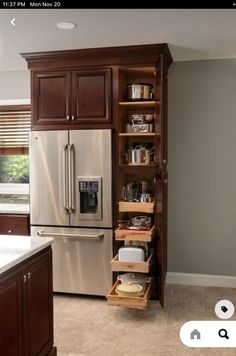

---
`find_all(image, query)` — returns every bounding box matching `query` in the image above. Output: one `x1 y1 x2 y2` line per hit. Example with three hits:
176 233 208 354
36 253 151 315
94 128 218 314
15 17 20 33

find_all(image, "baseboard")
166 272 236 288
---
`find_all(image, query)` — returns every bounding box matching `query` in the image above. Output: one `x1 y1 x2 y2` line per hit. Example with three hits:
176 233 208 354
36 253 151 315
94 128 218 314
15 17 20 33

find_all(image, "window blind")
0 105 31 154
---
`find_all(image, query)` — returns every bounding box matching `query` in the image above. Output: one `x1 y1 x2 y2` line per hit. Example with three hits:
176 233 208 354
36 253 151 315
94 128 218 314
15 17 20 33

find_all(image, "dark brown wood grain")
21 43 173 70
0 246 55 356
0 214 30 236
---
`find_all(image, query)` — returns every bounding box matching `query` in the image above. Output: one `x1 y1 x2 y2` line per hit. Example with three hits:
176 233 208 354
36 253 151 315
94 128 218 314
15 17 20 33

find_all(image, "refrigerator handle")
63 145 69 212
68 143 75 212
70 143 75 211
37 230 104 240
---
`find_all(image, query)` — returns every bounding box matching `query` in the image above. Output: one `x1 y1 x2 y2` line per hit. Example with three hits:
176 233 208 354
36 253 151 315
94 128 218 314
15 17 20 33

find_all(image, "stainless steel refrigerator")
30 129 113 296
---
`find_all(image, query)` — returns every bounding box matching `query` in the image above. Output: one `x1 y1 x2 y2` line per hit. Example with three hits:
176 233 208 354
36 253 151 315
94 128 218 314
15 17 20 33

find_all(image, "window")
0 105 30 204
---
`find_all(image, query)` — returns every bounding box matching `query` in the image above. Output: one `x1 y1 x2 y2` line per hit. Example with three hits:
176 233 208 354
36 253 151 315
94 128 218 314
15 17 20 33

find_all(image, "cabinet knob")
27 272 31 280
23 274 27 283
164 179 168 184
8 230 13 234
71 115 75 121
163 158 167 164
66 115 70 121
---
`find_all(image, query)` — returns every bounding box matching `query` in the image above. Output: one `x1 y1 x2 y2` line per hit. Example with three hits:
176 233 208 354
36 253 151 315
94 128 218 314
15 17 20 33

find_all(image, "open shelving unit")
107 55 171 309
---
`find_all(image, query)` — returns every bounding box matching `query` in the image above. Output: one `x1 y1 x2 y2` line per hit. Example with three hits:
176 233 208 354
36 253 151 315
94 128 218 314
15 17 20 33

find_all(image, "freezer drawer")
31 226 113 296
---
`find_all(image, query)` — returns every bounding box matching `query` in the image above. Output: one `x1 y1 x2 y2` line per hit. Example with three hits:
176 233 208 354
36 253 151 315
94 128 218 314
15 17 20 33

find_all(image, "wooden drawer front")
107 278 153 310
115 226 155 242
0 214 29 236
111 250 153 273
118 201 154 213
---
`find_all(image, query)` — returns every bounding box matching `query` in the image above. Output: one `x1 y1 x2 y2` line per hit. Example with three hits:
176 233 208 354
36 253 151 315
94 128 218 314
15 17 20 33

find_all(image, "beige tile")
157 345 205 355
53 286 236 356
57 352 69 356
220 350 236 356
167 304 205 328
67 353 90 356
205 287 236 299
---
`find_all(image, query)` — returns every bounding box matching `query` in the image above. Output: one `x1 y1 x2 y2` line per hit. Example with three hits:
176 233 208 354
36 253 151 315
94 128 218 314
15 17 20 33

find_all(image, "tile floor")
54 284 236 356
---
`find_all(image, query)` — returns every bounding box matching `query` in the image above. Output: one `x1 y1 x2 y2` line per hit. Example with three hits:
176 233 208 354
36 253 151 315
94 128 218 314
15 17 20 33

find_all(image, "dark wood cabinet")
0 214 30 236
0 247 55 356
71 68 111 124
0 268 24 355
31 68 112 129
32 71 71 125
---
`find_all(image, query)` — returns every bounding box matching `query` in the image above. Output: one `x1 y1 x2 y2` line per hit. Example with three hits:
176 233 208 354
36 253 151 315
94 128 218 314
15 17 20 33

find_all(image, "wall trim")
166 272 236 288
0 99 30 105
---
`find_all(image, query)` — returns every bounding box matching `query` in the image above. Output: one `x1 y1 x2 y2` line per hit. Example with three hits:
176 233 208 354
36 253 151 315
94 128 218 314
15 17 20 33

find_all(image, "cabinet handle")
71 115 75 121
162 158 167 164
164 179 168 184
66 115 70 121
27 272 31 280
8 230 13 234
23 274 27 283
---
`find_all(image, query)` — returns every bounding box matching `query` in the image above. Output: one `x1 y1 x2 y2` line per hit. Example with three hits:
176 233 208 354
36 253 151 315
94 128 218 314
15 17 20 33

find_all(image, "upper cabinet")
71 68 111 124
22 44 172 131
32 68 112 129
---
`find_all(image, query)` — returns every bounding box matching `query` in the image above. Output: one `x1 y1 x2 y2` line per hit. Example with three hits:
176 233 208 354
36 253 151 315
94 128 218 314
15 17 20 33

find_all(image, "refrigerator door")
69 129 112 228
29 131 69 226
31 226 113 296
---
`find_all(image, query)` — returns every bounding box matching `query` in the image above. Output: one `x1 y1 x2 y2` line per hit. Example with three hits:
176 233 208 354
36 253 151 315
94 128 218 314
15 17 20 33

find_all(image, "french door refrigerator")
30 129 113 296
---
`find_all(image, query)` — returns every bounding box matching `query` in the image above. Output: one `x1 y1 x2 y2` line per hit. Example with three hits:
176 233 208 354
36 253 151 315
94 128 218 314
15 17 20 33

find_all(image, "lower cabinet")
0 214 30 236
0 247 55 356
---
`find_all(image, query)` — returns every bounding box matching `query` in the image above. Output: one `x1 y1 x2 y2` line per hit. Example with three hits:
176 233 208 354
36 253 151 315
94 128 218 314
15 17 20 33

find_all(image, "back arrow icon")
11 18 15 26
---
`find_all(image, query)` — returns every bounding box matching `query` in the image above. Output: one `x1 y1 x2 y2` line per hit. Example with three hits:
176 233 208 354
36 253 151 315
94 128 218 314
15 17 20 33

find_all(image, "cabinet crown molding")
21 43 173 70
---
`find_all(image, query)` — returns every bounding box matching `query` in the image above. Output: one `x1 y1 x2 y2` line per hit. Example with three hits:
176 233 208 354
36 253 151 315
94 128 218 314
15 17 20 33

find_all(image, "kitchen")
1 10 234 355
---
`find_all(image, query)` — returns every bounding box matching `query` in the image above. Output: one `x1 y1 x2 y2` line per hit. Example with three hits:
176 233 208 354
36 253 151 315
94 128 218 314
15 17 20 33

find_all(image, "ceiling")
0 9 236 71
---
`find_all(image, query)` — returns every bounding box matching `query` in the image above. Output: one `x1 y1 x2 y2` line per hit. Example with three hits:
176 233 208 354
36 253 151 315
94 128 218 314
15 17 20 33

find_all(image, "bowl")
115 283 144 297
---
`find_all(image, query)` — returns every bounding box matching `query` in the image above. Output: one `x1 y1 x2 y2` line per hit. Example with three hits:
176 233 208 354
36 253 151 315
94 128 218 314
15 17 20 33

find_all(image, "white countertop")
0 204 30 214
0 236 53 275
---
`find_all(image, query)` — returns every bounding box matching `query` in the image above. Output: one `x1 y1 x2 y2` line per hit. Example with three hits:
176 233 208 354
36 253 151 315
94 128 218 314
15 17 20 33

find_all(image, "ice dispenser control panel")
77 177 102 220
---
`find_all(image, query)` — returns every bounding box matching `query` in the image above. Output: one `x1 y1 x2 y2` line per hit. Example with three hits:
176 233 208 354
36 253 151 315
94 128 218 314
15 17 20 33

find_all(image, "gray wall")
168 59 236 276
0 70 30 99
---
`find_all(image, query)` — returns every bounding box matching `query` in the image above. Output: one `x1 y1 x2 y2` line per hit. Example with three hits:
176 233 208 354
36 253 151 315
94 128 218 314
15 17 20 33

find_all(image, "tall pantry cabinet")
22 43 173 309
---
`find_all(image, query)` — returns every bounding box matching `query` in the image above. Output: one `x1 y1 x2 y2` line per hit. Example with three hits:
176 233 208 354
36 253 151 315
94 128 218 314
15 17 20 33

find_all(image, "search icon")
218 329 229 339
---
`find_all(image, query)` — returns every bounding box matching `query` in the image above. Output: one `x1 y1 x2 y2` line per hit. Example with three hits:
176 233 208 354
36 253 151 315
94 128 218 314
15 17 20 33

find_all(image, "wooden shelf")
119 101 159 107
119 133 157 137
119 165 159 174
119 201 154 213
111 250 153 273
115 226 155 242
107 278 153 310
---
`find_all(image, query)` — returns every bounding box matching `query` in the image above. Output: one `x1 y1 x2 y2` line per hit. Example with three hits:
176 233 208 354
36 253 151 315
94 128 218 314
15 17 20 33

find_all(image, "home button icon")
190 329 201 340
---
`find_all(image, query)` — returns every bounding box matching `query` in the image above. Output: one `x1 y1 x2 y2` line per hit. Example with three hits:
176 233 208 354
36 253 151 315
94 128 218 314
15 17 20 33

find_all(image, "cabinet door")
32 71 71 126
0 268 25 356
25 248 53 356
0 214 30 236
72 68 112 124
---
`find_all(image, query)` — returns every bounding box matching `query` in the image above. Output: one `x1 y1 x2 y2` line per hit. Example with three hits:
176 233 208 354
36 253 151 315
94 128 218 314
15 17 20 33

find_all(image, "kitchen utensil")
128 114 154 123
124 145 155 165
127 83 153 101
118 246 146 262
140 193 152 202
126 117 153 133
128 216 152 229
117 273 151 288
115 283 144 297
121 182 140 202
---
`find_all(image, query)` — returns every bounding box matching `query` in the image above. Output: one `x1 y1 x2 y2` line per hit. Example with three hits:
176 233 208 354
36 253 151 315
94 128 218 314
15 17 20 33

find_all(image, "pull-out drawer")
0 214 30 236
118 201 154 213
115 226 155 242
107 278 153 310
111 250 153 273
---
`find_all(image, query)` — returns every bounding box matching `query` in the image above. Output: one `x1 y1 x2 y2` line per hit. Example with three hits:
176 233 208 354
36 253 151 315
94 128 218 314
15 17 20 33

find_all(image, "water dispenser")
77 176 102 220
